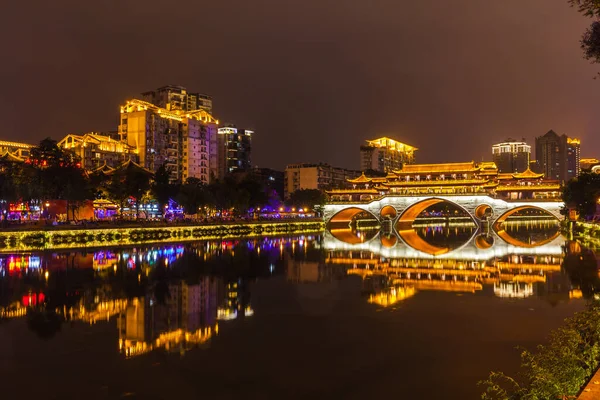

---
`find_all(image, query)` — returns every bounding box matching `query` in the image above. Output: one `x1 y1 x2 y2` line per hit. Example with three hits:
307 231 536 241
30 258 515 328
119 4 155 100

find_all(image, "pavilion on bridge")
327 161 561 203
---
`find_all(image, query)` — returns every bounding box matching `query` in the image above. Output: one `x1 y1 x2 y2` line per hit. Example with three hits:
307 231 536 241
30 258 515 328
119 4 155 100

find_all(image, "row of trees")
0 138 328 221
562 171 600 219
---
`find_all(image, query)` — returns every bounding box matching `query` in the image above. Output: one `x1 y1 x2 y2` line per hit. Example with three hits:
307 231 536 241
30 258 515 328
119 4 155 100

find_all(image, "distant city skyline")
1 0 599 171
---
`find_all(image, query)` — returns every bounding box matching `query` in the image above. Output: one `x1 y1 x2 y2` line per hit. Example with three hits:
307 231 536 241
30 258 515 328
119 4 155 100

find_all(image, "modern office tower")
58 132 138 170
360 137 417 172
491 139 531 173
283 163 361 199
141 85 213 113
217 125 253 178
535 130 580 182
119 99 219 183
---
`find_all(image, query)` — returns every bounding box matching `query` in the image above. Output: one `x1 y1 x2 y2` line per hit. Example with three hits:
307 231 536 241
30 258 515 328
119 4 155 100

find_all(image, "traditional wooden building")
327 161 561 202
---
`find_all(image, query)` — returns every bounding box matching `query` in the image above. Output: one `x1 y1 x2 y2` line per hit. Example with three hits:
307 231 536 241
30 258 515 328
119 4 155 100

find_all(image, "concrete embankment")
0 220 325 252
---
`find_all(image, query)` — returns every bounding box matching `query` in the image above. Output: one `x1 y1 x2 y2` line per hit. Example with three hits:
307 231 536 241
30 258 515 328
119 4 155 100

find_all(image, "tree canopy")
569 0 600 73
562 171 600 218
286 189 326 210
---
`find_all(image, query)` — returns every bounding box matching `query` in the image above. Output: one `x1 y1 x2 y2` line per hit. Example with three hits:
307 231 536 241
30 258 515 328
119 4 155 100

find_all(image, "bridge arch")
393 198 477 256
474 234 494 249
495 229 561 248
380 205 397 220
396 198 476 229
328 207 378 225
327 207 380 245
380 233 398 248
494 205 560 226
494 206 561 248
474 204 493 220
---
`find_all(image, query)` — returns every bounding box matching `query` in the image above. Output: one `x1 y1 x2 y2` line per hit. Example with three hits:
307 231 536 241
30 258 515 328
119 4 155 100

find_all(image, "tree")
152 163 174 216
480 303 600 399
562 171 600 218
286 189 326 211
177 177 212 217
106 162 152 219
0 156 33 221
28 138 93 221
569 0 600 74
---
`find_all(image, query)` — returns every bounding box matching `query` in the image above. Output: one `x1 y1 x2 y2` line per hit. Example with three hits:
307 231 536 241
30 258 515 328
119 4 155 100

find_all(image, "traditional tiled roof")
383 179 489 187
495 184 561 192
346 173 373 184
497 173 515 180
105 160 153 176
88 161 116 175
512 168 544 179
326 189 379 195
393 161 479 175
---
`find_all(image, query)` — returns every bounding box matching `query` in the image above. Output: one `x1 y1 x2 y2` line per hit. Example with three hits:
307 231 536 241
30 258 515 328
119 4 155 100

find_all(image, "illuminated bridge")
324 194 563 228
324 161 564 248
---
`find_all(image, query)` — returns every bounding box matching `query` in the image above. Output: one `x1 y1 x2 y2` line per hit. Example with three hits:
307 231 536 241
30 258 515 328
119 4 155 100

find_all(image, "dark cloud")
0 0 598 169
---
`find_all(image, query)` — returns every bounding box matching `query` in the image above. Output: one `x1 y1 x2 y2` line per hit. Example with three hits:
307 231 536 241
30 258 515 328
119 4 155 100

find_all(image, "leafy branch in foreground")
569 1 600 74
480 303 600 399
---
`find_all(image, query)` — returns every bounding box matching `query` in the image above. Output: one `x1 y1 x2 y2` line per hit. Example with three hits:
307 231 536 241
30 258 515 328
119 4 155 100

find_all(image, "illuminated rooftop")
394 161 481 174
511 167 544 179
364 137 417 152
121 99 219 124
59 133 137 154
0 140 34 149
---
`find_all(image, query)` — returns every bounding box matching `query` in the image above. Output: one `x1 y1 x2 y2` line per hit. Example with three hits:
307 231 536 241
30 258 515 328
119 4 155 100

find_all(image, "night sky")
1 0 598 170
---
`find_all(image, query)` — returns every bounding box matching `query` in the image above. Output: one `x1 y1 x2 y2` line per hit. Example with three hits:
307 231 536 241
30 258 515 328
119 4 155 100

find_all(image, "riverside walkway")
0 218 324 252
578 368 600 399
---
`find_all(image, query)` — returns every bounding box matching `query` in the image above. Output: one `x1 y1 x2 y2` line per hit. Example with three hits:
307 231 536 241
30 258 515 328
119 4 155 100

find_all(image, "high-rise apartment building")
360 137 417 172
58 132 138 170
119 99 218 183
491 139 531 173
535 130 580 182
141 85 213 113
284 163 361 199
217 125 253 178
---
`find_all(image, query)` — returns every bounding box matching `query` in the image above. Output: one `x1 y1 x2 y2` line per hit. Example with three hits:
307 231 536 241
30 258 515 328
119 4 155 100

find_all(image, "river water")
0 221 597 399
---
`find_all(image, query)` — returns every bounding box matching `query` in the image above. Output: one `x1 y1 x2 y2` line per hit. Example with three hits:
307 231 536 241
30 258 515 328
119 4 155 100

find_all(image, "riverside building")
118 99 219 184
360 137 417 173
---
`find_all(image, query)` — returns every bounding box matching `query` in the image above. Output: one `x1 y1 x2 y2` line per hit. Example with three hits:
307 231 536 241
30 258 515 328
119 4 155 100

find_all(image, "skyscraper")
491 139 531 173
141 85 213 113
217 125 253 178
535 130 580 182
360 137 417 173
119 99 219 183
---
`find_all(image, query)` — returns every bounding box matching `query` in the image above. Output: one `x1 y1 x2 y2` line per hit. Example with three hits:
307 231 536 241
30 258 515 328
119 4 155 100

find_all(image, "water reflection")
324 222 600 306
0 229 598 359
0 236 316 357
328 210 380 244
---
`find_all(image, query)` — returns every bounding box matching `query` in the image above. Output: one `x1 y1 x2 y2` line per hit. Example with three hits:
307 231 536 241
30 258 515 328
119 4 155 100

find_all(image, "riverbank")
573 222 600 249
0 219 325 252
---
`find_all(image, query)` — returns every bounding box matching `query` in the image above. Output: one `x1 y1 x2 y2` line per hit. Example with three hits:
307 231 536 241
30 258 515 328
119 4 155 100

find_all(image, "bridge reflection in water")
324 213 581 306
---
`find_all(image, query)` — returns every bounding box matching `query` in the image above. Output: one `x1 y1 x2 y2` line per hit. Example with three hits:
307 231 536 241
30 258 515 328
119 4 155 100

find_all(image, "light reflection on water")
0 226 598 399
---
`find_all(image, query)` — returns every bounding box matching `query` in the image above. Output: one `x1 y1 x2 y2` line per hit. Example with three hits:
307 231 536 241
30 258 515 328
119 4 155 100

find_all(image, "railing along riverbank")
0 218 325 252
